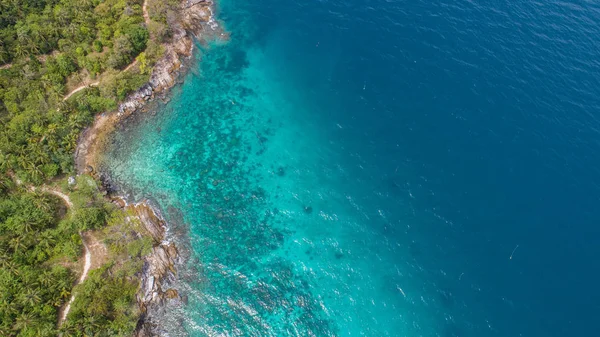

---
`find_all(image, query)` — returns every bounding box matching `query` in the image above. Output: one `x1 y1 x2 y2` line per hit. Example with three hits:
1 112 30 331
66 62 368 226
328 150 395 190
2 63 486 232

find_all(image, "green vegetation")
0 0 181 335
0 187 75 336
59 176 153 336
0 0 166 185
0 174 155 336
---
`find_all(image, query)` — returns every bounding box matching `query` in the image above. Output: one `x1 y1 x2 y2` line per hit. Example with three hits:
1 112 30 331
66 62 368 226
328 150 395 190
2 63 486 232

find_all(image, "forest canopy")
0 0 153 184
0 0 176 335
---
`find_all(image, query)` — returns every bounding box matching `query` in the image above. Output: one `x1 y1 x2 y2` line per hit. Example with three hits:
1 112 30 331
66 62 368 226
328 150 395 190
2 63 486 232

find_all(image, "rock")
128 201 165 242
186 0 207 7
112 197 127 208
145 276 155 300
109 0 223 335
164 288 179 299
166 243 178 258
68 176 76 186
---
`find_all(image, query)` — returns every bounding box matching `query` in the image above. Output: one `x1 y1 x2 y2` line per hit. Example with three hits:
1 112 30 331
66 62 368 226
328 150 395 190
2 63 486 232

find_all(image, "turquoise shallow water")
106 16 433 337
105 0 600 336
106 35 424 336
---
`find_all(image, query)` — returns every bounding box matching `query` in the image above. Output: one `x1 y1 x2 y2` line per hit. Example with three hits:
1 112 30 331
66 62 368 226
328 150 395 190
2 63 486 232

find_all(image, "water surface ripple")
105 0 600 336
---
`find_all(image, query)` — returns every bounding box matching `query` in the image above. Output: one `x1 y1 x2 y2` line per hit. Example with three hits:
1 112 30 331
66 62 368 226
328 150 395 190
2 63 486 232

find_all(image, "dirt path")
25 184 107 326
40 187 74 208
27 185 81 325
124 59 139 72
58 235 91 325
62 82 100 101
143 0 150 24
58 0 148 103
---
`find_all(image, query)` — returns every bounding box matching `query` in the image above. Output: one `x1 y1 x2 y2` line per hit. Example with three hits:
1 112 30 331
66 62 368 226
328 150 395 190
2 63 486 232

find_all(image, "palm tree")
0 249 11 267
13 43 28 59
38 232 57 254
18 288 41 308
0 324 12 337
35 323 57 337
84 315 102 331
37 270 55 288
8 236 27 254
12 312 35 332
59 287 70 299
24 161 43 183
0 298 18 317
0 259 19 275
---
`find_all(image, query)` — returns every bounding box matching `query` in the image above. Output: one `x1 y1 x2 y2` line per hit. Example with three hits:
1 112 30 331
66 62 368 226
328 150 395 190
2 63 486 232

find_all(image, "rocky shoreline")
73 0 225 335
75 0 224 174
118 198 183 337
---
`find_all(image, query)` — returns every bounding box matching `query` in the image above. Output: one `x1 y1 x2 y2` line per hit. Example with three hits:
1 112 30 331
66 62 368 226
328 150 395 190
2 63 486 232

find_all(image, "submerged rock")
277 166 285 176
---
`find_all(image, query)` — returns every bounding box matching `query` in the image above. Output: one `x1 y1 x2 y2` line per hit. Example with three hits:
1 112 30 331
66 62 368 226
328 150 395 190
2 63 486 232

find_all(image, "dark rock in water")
99 173 118 194
277 166 285 176
334 252 344 259
274 231 284 244
273 208 279 214
304 206 313 214
301 279 309 288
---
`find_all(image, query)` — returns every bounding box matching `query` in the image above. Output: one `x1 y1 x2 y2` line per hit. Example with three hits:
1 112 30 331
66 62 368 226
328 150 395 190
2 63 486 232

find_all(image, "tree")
137 51 147 74
13 312 36 332
107 35 133 69
125 24 149 54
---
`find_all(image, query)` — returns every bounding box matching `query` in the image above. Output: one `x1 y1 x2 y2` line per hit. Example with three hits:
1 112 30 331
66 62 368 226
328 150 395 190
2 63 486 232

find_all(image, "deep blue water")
105 0 600 335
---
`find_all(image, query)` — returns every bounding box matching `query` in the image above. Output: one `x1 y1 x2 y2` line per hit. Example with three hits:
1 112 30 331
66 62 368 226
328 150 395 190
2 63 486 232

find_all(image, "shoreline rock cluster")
117 199 182 337
117 0 216 117
73 0 224 335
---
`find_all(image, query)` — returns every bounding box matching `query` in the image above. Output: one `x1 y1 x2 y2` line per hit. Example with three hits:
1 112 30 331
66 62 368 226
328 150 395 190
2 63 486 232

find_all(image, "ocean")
103 0 600 336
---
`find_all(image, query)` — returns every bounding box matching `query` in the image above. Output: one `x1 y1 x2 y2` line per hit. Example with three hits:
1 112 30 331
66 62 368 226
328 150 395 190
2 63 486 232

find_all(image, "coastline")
75 0 224 175
73 0 225 335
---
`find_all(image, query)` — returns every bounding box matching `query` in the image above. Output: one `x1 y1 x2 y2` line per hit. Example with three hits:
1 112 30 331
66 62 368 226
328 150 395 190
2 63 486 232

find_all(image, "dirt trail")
56 0 150 102
40 187 74 208
62 82 100 101
143 0 150 24
27 185 107 326
58 235 91 325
